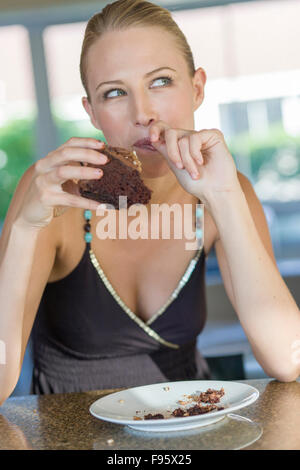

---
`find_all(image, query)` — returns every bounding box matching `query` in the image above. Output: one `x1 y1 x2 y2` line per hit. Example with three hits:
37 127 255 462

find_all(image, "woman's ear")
82 97 101 130
192 67 207 111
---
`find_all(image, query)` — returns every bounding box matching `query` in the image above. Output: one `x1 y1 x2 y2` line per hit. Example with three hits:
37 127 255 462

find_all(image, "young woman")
0 0 299 402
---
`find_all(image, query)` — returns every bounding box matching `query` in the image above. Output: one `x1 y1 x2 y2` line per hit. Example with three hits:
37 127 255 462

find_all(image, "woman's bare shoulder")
0 163 80 281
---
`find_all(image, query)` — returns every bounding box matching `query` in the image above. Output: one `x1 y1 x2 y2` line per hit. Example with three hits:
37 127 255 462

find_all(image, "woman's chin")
135 150 171 178
142 165 172 179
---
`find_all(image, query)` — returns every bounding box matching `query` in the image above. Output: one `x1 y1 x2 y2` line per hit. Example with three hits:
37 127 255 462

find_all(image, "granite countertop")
0 378 300 450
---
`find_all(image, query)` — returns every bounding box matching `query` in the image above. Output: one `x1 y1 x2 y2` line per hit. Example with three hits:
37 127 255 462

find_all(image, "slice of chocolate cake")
78 145 152 209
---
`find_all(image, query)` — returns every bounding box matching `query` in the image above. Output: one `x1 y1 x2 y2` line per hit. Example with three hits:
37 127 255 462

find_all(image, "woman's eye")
102 76 172 99
151 76 173 88
103 88 126 99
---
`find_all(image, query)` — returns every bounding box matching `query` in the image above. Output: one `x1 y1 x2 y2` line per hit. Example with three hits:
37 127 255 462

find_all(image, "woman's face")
83 26 206 176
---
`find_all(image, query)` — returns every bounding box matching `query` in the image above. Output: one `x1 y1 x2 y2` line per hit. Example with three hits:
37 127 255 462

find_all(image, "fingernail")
176 162 183 169
192 172 199 179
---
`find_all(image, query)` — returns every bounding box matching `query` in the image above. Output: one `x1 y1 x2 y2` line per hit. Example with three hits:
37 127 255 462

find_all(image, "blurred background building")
0 0 299 393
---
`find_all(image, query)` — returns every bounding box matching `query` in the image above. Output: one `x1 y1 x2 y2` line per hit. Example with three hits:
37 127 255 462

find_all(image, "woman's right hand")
15 137 108 230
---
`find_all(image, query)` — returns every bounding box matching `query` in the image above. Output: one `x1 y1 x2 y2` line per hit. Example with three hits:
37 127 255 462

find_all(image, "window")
0 25 36 225
173 0 300 274
43 22 104 145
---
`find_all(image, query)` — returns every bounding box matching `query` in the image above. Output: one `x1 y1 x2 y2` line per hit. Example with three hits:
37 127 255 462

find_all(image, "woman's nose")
131 92 158 127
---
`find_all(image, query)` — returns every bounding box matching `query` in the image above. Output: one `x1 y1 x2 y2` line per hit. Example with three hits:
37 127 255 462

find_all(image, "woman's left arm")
150 121 300 382
211 172 300 382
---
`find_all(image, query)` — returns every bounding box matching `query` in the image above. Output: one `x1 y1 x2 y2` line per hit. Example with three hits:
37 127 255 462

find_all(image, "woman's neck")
143 170 183 206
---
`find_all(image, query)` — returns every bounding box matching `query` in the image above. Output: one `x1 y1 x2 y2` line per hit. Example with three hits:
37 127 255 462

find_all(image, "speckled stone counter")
0 378 300 450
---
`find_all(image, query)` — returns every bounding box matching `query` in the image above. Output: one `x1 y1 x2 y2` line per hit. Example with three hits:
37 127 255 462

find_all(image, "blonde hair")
80 0 196 100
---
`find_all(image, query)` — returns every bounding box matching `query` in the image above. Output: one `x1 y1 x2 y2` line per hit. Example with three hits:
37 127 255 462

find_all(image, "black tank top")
31 208 210 394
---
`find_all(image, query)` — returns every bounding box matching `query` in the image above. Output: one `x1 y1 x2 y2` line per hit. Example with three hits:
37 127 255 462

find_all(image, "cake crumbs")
178 400 189 405
133 387 226 420
144 413 165 420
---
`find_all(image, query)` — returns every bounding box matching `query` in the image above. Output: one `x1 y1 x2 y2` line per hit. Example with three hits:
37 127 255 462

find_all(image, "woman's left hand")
149 121 240 205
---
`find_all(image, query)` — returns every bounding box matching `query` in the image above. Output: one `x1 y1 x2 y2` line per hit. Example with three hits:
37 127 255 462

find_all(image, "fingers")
178 137 200 180
43 164 103 186
47 192 102 212
17 138 108 228
36 147 107 175
35 138 107 175
149 122 207 179
160 130 202 180
60 136 105 150
164 129 183 169
149 120 170 144
189 133 203 165
35 164 104 213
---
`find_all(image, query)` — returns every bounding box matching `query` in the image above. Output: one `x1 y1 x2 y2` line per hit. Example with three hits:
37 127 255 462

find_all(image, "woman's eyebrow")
95 66 176 91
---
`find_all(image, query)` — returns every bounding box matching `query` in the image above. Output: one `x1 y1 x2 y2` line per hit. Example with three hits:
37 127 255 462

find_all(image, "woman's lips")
133 138 157 152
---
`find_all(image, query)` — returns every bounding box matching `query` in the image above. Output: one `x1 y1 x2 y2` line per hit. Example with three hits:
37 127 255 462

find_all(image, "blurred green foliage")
0 119 35 222
228 124 300 180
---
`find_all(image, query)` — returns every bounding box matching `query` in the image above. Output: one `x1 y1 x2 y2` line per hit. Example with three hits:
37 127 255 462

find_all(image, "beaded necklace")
83 203 204 249
82 203 204 349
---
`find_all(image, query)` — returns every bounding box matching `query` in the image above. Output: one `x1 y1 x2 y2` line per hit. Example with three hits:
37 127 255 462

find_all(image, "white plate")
89 380 259 432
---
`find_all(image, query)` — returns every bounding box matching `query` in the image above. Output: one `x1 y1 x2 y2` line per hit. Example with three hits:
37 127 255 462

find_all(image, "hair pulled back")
80 0 196 100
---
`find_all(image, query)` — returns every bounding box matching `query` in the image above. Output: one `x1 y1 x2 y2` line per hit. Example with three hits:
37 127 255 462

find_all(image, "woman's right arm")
0 138 107 404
